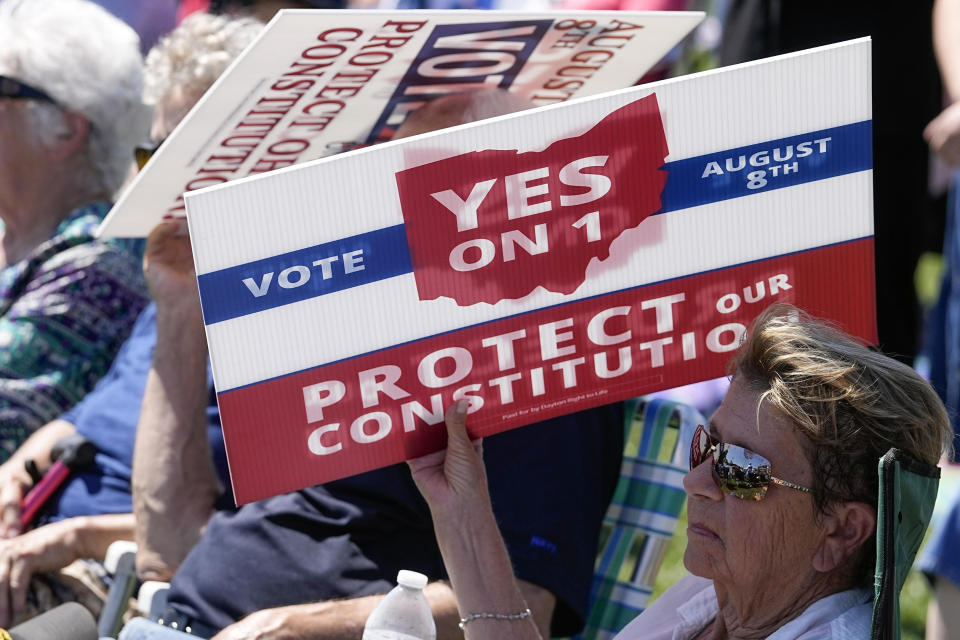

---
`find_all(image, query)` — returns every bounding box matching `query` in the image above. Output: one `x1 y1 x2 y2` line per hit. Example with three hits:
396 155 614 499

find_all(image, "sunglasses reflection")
714 453 771 500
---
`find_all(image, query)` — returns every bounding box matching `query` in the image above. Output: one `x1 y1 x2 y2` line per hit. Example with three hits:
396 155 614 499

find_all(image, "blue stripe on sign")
198 224 412 325
199 121 872 325
657 120 872 213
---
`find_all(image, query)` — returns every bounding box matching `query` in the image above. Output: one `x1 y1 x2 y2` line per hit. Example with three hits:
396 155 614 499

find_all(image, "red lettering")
302 43 347 60
382 20 427 34
571 50 613 65
362 35 413 50
250 157 297 173
266 138 309 155
318 27 362 42
302 99 345 117
271 78 315 92
348 51 392 67
284 61 333 78
185 175 229 191
317 84 362 99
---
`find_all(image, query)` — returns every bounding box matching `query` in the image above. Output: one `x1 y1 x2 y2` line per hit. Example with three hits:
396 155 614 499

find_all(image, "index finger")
0 483 23 538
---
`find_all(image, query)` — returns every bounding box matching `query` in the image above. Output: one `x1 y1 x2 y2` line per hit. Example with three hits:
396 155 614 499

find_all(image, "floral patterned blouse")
0 201 147 457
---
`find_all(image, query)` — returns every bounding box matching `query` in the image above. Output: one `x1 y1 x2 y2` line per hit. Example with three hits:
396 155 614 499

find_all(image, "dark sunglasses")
0 75 55 104
134 138 166 171
689 424 813 501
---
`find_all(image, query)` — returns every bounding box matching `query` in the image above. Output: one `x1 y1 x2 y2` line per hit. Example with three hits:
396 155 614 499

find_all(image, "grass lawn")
650 506 931 639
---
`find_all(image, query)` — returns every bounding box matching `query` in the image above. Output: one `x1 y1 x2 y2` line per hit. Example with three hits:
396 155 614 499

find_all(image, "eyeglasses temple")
770 477 813 494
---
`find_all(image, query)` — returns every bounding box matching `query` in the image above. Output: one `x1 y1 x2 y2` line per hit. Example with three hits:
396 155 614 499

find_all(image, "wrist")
434 515 523 610
55 517 85 561
431 498 497 537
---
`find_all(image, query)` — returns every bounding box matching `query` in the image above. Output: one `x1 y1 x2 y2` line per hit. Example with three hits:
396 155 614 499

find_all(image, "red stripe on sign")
396 93 668 305
219 238 876 504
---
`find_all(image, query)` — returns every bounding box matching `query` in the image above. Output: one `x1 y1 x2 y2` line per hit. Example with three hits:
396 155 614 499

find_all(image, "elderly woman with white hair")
0 0 149 454
0 11 262 629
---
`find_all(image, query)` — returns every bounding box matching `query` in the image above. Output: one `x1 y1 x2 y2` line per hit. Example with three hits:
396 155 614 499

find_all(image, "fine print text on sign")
186 38 875 504
98 9 703 238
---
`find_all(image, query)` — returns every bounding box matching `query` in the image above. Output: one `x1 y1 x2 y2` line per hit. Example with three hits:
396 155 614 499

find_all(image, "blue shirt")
167 404 624 637
41 303 231 523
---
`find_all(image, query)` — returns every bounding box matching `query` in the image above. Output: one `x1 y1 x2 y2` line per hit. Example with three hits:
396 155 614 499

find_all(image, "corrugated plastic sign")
186 38 876 504
98 9 702 238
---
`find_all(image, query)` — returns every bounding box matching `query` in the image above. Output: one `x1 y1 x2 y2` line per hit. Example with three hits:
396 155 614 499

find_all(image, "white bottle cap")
396 570 428 590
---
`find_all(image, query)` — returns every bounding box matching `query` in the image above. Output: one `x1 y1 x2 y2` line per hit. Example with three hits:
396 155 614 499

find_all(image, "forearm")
70 512 136 561
132 300 218 580
3 419 75 475
934 0 960 100
431 509 543 640
216 583 461 640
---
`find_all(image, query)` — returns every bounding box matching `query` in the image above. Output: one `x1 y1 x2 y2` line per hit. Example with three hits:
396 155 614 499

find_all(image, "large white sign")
185 39 875 504
98 9 703 238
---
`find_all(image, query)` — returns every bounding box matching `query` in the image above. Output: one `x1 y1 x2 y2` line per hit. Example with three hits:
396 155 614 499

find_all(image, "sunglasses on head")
0 75 55 104
689 423 813 501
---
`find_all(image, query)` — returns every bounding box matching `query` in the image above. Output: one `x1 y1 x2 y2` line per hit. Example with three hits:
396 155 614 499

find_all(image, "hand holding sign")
407 399 486 525
144 221 202 319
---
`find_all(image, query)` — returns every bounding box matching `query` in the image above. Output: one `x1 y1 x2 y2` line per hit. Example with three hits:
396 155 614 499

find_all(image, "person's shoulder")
774 588 872 640
822 592 871 639
39 236 144 289
613 575 715 640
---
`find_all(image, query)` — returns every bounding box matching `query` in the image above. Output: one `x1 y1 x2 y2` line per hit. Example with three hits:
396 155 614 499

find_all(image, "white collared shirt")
614 575 872 639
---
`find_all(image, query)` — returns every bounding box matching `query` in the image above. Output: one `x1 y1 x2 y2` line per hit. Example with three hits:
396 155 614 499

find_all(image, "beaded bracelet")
458 608 532 630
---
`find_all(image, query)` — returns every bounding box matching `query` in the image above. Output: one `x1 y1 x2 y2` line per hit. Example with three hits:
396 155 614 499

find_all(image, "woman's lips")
688 522 720 540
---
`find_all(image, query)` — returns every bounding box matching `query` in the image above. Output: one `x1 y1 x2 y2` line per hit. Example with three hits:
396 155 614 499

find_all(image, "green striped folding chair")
575 396 703 640
871 449 940 640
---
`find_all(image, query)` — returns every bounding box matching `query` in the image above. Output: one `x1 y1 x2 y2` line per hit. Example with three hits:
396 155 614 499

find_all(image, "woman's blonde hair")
731 303 953 583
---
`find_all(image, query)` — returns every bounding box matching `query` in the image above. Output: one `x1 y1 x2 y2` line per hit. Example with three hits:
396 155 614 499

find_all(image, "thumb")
444 399 476 455
442 399 486 488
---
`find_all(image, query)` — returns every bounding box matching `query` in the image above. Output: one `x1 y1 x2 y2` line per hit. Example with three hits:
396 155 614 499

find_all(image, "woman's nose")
683 455 724 501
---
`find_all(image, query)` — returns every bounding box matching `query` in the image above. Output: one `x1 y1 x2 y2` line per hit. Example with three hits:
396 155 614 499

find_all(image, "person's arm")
926 0 960 164
934 0 960 101
926 575 960 640
132 221 220 581
0 512 134 626
208 579 552 640
407 400 544 640
0 418 76 538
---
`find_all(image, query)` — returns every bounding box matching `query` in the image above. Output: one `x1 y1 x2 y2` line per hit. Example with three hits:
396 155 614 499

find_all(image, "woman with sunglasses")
0 0 149 455
409 303 954 639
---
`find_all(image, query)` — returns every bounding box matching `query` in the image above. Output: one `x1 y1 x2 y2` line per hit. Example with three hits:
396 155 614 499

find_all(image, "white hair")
145 12 263 106
0 0 149 195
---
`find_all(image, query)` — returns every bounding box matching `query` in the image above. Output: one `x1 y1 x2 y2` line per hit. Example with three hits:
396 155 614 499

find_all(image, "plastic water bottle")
362 570 436 640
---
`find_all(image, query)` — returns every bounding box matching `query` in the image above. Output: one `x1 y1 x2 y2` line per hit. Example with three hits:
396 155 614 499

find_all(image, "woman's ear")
48 111 89 162
812 502 877 573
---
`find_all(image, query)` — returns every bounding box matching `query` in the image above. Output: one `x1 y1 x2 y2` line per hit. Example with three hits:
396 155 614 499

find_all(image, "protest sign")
186 38 875 504
97 9 703 238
